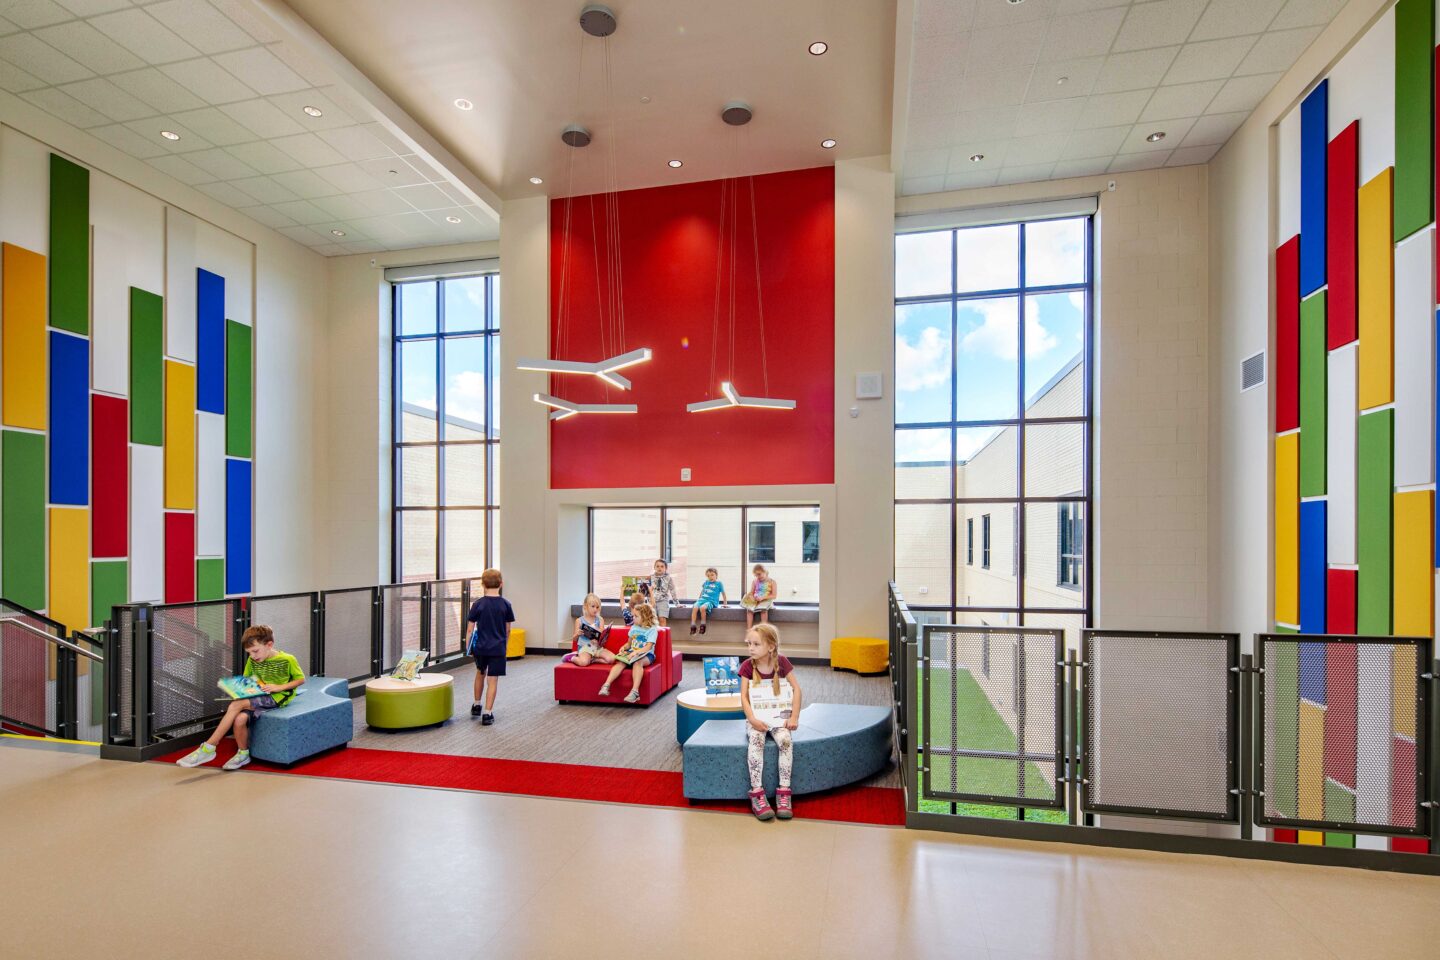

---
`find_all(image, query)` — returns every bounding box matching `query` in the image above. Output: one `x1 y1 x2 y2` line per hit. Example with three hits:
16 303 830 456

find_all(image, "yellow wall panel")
2 243 47 429
1298 700 1324 820
1357 168 1394 410
48 507 88 632
1297 831 1324 845
164 360 195 510
1393 491 1432 637
1275 433 1299 625
1394 646 1417 740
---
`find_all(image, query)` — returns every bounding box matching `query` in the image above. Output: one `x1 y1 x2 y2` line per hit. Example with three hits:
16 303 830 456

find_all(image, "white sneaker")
177 743 217 767
223 750 251 771
624 689 641 703
598 684 611 697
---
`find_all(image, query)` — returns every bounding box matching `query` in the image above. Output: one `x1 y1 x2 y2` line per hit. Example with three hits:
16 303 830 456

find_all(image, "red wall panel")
1322 640 1357 789
1276 236 1301 432
1327 122 1358 348
91 394 127 557
1326 568 1357 634
164 511 194 603
548 167 835 489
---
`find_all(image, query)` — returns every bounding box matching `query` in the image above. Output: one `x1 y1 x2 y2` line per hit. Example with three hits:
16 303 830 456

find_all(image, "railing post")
233 598 249 676
421 581 433 657
55 639 77 741
1065 648 1081 826
311 592 324 678
1239 652 1254 842
133 604 153 750
370 587 383 678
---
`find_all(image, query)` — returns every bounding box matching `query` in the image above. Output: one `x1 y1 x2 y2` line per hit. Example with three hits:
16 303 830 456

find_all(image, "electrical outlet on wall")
681 468 691 482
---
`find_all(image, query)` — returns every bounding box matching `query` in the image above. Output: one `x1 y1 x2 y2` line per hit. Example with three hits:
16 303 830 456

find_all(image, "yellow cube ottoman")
831 636 887 674
507 627 526 659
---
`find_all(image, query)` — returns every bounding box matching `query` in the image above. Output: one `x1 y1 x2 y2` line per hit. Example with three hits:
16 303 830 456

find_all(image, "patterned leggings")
746 726 793 791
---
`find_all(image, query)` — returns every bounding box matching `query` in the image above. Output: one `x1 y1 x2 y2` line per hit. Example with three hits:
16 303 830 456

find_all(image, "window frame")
801 520 820 564
747 521 776 564
981 513 991 569
1057 501 1082 589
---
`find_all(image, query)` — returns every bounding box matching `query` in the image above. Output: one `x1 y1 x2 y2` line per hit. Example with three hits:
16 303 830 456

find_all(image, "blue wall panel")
225 458 252 596
197 268 225 415
1300 498 1328 633
1301 80 1329 296
48 330 89 505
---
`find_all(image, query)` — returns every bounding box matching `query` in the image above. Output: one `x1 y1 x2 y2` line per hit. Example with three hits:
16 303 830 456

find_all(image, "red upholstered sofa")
554 626 682 705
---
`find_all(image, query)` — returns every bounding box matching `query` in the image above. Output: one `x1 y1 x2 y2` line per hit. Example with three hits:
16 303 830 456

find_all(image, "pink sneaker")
774 788 793 820
749 789 775 821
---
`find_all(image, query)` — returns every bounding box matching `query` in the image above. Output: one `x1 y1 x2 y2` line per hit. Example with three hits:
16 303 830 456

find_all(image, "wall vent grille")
1241 352 1265 392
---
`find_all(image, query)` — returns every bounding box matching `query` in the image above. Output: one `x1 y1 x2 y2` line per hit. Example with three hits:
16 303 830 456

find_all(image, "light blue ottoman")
681 703 892 799
250 676 353 765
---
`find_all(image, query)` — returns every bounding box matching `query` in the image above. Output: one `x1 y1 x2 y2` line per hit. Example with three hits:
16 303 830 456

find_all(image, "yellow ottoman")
831 637 887 674
507 627 526 659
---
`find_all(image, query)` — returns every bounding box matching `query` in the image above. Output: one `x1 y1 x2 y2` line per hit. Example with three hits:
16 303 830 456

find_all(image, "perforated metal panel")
1257 634 1431 836
1082 630 1238 821
250 593 316 677
921 624 1063 808
321 588 375 683
150 601 237 737
112 606 135 741
0 613 53 734
380 584 425 670
430 580 467 658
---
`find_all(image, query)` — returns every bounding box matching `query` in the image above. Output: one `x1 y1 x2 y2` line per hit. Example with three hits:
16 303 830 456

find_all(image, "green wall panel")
130 287 163 445
2 430 46 608
197 558 224 601
90 560 127 630
226 320 251 458
1300 292 1327 495
1272 641 1299 819
1394 0 1434 240
1357 409 1394 634
1323 779 1356 847
48 154 88 335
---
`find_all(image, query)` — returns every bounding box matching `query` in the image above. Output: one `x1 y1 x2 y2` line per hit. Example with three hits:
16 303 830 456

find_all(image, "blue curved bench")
681 703 892 799
249 676 353 766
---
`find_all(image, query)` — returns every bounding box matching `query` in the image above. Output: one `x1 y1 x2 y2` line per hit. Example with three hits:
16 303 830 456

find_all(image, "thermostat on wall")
855 372 883 399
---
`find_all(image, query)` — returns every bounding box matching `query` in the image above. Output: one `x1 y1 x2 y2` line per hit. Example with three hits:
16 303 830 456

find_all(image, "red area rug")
155 741 904 827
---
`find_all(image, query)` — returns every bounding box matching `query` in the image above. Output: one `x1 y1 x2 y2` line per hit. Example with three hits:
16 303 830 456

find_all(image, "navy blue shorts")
473 653 507 677
241 694 278 714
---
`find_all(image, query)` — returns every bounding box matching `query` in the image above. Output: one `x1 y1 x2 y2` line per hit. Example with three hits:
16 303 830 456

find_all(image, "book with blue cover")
704 656 740 697
216 675 266 700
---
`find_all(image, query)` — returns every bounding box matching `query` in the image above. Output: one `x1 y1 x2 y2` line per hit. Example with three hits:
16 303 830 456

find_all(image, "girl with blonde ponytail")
739 623 803 821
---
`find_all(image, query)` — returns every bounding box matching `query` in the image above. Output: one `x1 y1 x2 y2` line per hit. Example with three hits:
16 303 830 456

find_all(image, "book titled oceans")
704 656 740 696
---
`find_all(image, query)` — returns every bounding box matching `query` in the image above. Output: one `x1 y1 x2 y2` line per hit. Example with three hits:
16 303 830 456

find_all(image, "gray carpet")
349 656 899 786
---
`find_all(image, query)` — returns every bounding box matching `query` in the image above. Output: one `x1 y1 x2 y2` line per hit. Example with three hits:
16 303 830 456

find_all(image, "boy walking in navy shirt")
466 567 515 725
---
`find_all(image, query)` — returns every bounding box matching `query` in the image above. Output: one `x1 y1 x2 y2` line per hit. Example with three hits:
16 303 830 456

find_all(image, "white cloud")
958 299 1057 360
896 325 950 391
896 429 950 462
447 370 487 424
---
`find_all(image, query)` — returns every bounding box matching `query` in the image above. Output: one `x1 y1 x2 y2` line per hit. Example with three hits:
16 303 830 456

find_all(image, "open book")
391 649 427 681
579 621 612 647
216 675 266 700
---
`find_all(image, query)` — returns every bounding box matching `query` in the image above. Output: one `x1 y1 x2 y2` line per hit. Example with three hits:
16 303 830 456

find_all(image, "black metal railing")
0 599 104 742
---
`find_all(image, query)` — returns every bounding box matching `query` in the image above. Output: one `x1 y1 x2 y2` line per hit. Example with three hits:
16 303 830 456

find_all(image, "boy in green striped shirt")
178 624 305 771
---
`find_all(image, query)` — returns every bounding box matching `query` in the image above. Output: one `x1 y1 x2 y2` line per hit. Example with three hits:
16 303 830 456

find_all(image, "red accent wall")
547 167 835 489
164 512 194 603
91 394 127 557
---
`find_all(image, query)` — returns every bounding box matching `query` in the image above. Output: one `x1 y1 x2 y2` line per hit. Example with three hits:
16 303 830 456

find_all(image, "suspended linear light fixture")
534 393 638 420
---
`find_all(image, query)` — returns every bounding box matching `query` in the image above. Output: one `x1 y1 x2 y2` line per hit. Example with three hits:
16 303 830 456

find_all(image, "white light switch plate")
680 467 691 482
856 372 882 399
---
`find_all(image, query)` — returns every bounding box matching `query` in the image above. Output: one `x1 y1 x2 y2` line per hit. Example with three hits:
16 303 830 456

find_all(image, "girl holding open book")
599 602 659 703
571 593 613 666
740 623 802 821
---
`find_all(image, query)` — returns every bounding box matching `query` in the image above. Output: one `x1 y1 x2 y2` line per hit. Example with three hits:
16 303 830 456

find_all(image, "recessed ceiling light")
1006 0 1025 5
529 176 544 185
303 105 323 117
1146 131 1166 142
668 159 683 168
640 96 651 104
1056 76 1068 85
969 154 984 162
809 41 828 55
453 98 473 110
330 229 346 237
446 215 462 223
160 130 180 141
821 138 837 149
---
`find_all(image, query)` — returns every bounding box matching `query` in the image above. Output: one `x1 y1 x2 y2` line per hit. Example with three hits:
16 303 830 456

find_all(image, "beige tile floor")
3 742 1438 960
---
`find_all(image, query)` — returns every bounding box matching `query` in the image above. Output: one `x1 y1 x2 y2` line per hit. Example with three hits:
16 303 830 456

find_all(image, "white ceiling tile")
1180 109 1249 146
1163 35 1259 85
996 163 1056 186
0 59 45 92
124 115 211 151
1119 118 1196 152
35 21 148 73
915 0 977 36
315 124 390 161
90 121 166 157
943 167 1001 190
312 195 373 221
1191 0 1287 40
195 180 259 206
267 89 356 129
0 32 93 84
358 120 412 154
959 71 1030 110
235 204 294 229
1093 46 1179 93
905 114 959 149
357 156 427 186
89 8 201 64
276 224 329 245
311 242 349 255
212 45 307 95
1039 7 1125 61
910 32 970 84
1208 72 1282 113
266 37 333 87
314 218 370 240
1141 80 1223 121
59 77 154 121
1015 97 1087 136
1270 0 1346 30
974 0 1057 29
350 189 414 217
159 56 256 103
145 152 214 184
1109 151 1172 172
180 146 257 179
145 0 256 54
271 200 331 225
109 66 204 112
966 21 1046 75
1167 143 1222 164
206 0 279 43
224 140 302 174
903 147 951 178
1078 89 1150 127
395 182 453 211
227 175 298 204
1051 157 1114 178
271 131 345 167
908 77 965 118
1234 26 1322 76
171 106 258 145
900 175 947 195
340 240 386 255
21 87 110 127
1061 124 1129 158
312 162 383 193
52 0 132 15
1026 57 1103 102
952 106 1018 141
218 98 303 138
1007 132 1070 163
1113 0 1207 53
270 168 339 198
4 0 73 29
0 15 19 36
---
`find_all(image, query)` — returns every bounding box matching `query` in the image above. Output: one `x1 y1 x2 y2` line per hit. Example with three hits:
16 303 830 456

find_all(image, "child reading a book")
690 567 727 635
741 564 777 628
571 592 613 666
649 558 676 626
598 602 658 703
466 567 515 725
740 623 802 821
176 624 305 770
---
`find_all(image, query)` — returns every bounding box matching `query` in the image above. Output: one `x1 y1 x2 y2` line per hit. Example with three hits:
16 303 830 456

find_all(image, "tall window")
801 521 820 564
748 522 776 563
893 216 1091 644
393 272 500 582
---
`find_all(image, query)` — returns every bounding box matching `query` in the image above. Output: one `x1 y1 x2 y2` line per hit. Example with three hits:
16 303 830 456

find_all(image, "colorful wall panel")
1326 344 1357 564
164 511 195 604
1357 169 1394 411
1300 82 1329 296
1393 226 1434 485
1276 433 1299 627
130 445 164 604
48 508 88 634
49 330 89 506
1393 0 1433 241
226 459 252 596
91 226 128 397
2 430 46 609
1394 490 1434 637
1328 122 1359 348
48 154 87 335
164 360 196 511
91 395 127 557
2 243 46 429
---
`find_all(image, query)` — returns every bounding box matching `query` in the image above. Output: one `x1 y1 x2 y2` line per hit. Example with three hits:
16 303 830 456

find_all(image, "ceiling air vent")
1241 351 1265 392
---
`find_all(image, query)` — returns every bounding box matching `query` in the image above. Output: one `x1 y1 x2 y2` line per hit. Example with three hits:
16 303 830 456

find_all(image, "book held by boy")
216 675 266 700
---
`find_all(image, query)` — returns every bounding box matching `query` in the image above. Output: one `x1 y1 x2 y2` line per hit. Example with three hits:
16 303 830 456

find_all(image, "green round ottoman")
365 674 454 729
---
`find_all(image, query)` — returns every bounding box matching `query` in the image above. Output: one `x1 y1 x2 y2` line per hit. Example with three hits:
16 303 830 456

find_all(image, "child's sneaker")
223 749 251 771
690 624 697 635
481 713 495 726
177 743 217 767
774 788 793 820
623 689 641 703
749 789 775 821
598 684 611 697
470 702 483 717
699 623 707 634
